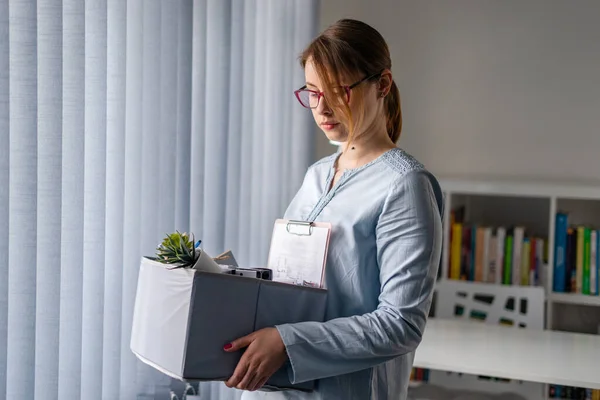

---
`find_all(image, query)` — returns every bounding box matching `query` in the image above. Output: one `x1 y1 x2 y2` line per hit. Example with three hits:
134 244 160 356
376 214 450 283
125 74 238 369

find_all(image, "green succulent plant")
155 231 198 268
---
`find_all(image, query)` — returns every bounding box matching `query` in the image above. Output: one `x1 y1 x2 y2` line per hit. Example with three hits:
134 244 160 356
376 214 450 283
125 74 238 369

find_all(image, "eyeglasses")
294 71 383 109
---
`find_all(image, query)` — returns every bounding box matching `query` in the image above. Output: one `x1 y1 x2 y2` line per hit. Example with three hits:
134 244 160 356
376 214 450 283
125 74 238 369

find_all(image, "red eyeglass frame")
294 71 383 109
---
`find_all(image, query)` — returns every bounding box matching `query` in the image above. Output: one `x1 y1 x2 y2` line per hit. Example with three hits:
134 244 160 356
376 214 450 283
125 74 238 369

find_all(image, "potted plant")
152 231 220 274
154 231 199 269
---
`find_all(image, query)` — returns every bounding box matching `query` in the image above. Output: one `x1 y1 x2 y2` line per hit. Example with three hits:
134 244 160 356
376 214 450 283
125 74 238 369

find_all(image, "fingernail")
223 343 232 350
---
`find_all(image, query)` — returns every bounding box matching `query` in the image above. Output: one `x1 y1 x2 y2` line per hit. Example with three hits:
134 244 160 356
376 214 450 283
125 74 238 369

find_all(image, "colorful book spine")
504 234 513 285
470 224 477 281
495 227 506 284
553 212 568 292
567 228 576 292
450 223 462 280
512 227 524 286
576 226 585 293
521 238 530 285
596 230 600 295
583 227 591 295
475 227 485 282
591 230 597 295
482 227 492 283
461 225 472 280
537 238 545 287
529 238 536 286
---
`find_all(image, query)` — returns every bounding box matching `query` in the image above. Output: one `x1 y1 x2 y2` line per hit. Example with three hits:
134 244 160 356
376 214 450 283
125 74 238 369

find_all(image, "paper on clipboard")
267 219 331 288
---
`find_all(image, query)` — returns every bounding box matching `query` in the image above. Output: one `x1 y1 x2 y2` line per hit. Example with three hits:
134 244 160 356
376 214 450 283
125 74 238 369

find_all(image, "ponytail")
384 80 402 143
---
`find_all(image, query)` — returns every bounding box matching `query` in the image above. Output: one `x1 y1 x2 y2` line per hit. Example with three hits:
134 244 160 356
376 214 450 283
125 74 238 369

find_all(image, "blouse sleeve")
274 169 443 384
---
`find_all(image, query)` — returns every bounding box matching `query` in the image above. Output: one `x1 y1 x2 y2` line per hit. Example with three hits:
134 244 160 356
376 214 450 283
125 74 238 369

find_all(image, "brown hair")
300 19 402 144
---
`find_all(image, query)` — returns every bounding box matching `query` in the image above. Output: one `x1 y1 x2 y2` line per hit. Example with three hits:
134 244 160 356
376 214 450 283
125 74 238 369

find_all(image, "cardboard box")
130 257 327 391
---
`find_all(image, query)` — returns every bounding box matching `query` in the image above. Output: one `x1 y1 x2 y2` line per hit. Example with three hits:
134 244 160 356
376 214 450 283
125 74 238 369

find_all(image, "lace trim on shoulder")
382 148 425 175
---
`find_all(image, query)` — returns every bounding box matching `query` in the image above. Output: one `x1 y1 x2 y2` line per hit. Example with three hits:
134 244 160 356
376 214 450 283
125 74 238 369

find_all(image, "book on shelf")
447 206 547 286
548 385 600 400
553 211 600 295
409 367 429 383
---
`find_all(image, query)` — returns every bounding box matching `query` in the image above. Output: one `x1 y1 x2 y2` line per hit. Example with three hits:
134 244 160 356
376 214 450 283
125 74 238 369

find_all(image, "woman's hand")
224 327 288 391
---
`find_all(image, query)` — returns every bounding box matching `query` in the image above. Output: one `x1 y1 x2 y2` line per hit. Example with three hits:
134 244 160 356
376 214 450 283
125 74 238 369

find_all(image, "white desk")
413 318 600 390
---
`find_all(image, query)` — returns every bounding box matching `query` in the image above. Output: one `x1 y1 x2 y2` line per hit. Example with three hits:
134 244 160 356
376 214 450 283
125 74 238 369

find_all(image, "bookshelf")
439 177 600 314
435 176 600 399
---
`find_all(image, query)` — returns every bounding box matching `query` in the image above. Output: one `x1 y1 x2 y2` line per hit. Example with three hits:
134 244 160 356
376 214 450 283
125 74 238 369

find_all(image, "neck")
338 126 396 168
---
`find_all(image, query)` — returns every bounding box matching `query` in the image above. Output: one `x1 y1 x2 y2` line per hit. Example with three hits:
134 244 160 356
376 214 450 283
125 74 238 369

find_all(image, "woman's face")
304 59 382 144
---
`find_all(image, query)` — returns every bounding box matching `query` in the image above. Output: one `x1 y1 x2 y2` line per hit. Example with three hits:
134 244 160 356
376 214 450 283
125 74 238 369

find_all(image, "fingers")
225 355 263 391
224 333 254 352
233 364 267 392
246 367 264 392
225 355 248 388
224 333 255 388
223 329 277 391
250 375 269 392
237 366 258 391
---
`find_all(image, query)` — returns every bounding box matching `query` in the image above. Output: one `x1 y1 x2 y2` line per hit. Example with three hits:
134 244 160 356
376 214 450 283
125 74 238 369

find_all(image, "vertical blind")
0 0 318 399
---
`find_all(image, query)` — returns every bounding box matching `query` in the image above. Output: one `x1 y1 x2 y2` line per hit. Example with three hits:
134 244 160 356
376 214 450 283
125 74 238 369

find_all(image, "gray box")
131 257 327 392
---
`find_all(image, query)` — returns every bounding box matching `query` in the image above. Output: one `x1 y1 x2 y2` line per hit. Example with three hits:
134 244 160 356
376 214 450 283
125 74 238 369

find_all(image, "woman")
224 18 443 399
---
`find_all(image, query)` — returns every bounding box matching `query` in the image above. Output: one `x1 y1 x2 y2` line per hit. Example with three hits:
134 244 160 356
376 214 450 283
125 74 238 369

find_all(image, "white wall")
316 0 600 182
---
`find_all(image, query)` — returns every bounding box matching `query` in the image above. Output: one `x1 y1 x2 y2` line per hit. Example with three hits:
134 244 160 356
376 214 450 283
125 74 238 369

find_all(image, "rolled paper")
192 248 223 274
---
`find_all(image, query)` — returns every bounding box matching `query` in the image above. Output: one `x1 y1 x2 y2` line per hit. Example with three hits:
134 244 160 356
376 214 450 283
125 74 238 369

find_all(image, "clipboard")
266 219 331 288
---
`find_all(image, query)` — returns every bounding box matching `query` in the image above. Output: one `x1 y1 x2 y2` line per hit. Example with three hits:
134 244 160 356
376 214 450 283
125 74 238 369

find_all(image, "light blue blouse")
242 147 443 400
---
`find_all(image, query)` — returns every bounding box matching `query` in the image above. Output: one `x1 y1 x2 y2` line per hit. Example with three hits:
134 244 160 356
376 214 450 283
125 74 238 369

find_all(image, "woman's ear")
378 69 393 98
